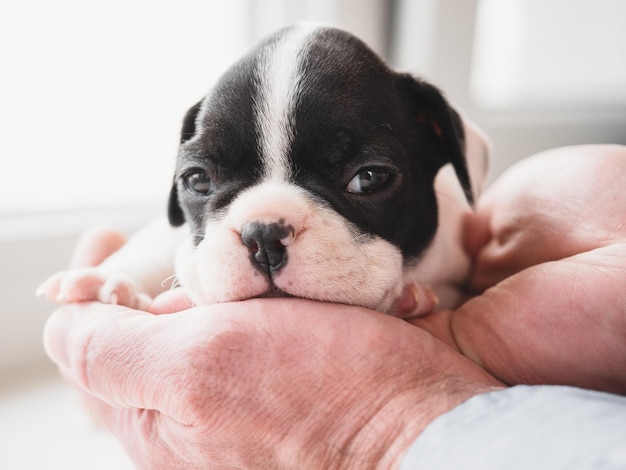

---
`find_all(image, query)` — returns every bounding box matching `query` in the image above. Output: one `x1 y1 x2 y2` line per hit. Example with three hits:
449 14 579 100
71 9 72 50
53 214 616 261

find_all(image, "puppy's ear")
180 100 203 143
399 75 474 205
168 184 185 226
168 100 203 226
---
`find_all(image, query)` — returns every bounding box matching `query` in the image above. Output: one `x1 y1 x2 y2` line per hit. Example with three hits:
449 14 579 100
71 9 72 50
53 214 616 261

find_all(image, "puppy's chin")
253 285 293 299
174 182 405 312
175 235 402 312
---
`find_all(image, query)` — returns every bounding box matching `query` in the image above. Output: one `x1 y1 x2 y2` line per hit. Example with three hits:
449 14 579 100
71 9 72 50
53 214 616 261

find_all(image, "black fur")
168 26 472 262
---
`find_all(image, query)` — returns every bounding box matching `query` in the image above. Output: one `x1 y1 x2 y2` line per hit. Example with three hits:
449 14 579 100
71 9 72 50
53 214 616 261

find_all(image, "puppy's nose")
241 221 294 274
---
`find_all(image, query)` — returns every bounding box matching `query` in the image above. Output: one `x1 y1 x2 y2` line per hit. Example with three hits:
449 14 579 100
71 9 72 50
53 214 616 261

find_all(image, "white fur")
175 180 404 311
40 103 490 315
254 24 318 182
40 25 491 317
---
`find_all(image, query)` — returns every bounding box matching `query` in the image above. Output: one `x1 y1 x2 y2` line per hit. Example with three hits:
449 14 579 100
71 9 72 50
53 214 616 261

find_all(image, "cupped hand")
46 300 503 469
43 144 626 469
415 145 626 393
44 228 501 469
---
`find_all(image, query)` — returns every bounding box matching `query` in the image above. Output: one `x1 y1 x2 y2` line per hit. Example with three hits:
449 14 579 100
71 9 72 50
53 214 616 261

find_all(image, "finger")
408 309 460 351
469 145 626 293
461 205 492 259
69 385 166 470
43 302 202 422
70 227 127 268
453 243 626 394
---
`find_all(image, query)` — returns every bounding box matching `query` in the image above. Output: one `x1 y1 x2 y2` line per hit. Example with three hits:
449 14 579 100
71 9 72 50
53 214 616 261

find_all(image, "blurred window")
0 1 249 214
471 0 626 109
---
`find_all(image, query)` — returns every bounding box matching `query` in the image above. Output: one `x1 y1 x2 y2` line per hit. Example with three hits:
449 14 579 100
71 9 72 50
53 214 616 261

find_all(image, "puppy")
39 24 489 317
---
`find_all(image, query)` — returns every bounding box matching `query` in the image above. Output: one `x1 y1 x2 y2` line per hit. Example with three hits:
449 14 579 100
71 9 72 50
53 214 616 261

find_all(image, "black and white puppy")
40 24 489 317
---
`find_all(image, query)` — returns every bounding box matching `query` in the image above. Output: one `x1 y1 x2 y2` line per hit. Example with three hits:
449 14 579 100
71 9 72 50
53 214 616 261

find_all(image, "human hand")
44 228 501 469
415 145 626 393
43 144 625 470
46 301 504 469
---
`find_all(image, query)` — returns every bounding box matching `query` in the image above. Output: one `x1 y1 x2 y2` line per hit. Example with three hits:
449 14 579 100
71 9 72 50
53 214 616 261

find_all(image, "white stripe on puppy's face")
254 25 318 182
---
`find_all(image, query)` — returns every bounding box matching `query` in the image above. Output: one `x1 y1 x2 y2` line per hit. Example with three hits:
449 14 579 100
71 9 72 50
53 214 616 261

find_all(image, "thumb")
44 302 208 423
452 244 626 394
70 227 127 268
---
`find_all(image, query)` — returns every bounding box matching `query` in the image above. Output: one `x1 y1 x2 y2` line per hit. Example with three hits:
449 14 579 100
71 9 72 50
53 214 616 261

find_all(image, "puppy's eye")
346 169 392 194
183 170 213 195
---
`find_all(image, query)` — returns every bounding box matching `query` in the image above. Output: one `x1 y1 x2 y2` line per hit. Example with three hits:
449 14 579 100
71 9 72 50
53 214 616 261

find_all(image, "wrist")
350 379 500 469
290 344 503 469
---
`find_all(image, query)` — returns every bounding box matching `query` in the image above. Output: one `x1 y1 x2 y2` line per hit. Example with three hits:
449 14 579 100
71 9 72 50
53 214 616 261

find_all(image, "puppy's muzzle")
241 220 296 275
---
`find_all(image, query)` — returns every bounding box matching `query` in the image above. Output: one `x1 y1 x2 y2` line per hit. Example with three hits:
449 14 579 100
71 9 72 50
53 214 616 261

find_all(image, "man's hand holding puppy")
44 145 626 468
414 144 626 394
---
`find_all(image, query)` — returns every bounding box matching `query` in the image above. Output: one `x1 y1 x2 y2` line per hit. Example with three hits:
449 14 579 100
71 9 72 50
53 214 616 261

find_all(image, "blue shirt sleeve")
401 385 626 469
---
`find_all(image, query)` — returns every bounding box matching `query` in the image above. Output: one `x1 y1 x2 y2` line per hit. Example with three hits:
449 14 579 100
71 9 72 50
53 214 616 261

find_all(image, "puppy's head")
168 24 473 312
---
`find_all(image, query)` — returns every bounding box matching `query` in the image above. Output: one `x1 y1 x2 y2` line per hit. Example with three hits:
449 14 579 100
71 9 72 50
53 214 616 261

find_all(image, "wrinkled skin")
413 145 626 393
44 145 626 469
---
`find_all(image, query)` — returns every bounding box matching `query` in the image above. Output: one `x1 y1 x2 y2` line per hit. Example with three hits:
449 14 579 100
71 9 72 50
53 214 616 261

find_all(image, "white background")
1 0 625 467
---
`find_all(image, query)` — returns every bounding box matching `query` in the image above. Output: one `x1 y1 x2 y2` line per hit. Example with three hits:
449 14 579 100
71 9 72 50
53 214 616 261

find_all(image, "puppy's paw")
390 283 439 319
98 275 152 310
37 268 105 303
37 268 151 310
